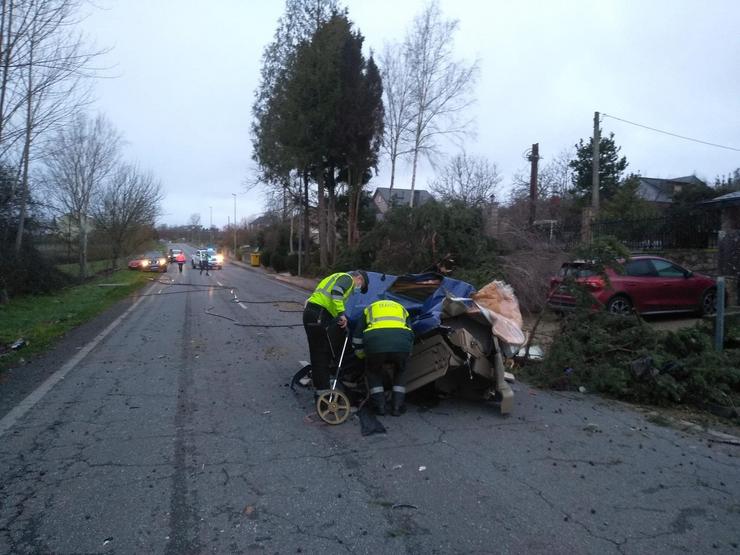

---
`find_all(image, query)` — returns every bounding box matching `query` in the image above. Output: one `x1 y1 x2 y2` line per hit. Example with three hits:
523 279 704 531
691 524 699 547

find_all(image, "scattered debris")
10 338 26 350
392 503 418 510
102 537 113 546
392 464 403 470
262 410 271 415
504 371 516 383
418 466 427 472
583 423 600 433
578 386 587 393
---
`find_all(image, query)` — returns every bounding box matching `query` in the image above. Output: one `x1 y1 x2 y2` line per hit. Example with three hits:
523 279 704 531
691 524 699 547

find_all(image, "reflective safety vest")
307 272 354 317
363 300 411 333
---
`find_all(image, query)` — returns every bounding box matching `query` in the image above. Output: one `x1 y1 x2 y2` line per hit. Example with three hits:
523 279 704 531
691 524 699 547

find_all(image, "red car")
548 256 717 316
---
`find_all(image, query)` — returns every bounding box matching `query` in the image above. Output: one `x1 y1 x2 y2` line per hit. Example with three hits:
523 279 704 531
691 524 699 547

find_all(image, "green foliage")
599 175 660 221
0 269 150 371
271 252 287 273
525 310 740 412
361 200 494 275
569 131 628 202
286 253 300 275
260 250 272 268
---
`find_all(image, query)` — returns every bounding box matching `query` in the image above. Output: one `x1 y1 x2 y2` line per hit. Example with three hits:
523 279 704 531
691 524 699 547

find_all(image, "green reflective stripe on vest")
307 273 353 317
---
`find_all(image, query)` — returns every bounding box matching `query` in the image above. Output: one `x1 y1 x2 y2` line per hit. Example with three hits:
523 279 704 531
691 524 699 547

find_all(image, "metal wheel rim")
316 391 351 425
608 298 631 315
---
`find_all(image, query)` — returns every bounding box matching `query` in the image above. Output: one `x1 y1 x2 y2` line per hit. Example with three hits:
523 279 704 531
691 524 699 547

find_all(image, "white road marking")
0 282 156 438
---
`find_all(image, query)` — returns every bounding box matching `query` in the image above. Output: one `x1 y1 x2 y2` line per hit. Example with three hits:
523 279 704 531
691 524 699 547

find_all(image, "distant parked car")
547 256 717 316
140 252 168 273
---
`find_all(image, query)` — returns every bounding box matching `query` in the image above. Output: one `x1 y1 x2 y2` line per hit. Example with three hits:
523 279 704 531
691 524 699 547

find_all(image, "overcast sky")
82 0 740 227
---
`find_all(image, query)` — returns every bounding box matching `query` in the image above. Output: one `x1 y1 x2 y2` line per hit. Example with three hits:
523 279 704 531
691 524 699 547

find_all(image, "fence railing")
531 211 720 250
592 212 720 250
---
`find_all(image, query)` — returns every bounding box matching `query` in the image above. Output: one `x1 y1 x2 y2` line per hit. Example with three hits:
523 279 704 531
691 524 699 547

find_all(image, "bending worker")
353 299 414 416
303 270 368 397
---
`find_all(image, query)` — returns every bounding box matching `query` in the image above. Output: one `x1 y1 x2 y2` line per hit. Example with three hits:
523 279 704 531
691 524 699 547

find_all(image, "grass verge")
0 269 151 371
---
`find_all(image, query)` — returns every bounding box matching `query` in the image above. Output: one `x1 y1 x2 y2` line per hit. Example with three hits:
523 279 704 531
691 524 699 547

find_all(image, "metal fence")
592 212 720 250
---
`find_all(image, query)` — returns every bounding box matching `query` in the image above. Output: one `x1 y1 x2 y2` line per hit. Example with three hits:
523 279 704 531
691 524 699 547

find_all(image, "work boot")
391 390 406 417
370 392 386 416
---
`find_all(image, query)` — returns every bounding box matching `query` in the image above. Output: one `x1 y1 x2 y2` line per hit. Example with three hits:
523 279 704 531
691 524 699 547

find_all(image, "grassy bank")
0 269 151 371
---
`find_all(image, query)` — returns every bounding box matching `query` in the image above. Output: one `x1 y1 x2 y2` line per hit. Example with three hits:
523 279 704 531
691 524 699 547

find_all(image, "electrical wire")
601 113 740 152
205 306 302 328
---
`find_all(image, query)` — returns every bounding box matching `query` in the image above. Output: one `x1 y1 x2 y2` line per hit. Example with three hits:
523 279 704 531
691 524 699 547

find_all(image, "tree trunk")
79 220 88 279
14 38 32 254
316 168 328 269
410 147 420 208
326 167 336 266
302 169 310 267
389 153 396 192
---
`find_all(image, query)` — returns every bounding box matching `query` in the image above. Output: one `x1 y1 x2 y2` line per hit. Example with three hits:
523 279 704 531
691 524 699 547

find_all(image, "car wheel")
606 295 633 315
699 288 717 316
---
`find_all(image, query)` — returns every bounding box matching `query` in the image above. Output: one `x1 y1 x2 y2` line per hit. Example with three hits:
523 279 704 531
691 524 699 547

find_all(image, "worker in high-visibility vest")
353 299 414 416
303 270 368 395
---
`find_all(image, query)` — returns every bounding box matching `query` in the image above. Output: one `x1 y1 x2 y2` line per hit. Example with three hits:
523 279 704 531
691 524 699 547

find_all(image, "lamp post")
209 206 213 244
232 193 237 258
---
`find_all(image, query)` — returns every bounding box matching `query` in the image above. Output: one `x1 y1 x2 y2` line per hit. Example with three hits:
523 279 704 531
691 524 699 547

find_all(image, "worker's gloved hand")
337 315 348 329
355 348 365 359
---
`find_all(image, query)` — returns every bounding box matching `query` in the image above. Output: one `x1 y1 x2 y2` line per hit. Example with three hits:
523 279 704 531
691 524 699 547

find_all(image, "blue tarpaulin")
344 271 478 336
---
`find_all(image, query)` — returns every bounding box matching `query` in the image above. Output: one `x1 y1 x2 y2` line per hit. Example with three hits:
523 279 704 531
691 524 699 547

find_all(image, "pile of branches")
527 310 740 411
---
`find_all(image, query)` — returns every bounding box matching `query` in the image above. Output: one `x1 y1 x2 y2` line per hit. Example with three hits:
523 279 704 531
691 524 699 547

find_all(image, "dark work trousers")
199 260 209 275
177 262 184 273
303 302 343 390
365 352 409 391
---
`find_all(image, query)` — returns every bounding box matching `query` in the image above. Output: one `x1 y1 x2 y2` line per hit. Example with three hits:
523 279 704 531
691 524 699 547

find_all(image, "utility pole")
232 193 237 258
528 143 540 227
591 111 600 213
209 206 213 245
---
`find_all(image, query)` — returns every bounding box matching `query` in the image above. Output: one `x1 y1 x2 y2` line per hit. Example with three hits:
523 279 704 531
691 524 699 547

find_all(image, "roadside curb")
229 260 318 291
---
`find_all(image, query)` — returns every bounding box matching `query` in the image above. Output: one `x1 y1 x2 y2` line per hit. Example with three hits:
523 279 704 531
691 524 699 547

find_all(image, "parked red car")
548 256 717 316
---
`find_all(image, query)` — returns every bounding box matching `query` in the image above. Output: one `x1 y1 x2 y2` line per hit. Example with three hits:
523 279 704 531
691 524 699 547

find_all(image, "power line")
601 113 740 152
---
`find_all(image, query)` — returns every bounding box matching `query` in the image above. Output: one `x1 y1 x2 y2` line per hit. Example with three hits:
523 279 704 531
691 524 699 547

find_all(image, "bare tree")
379 42 413 192
430 151 501 207
44 113 121 278
404 0 478 206
93 163 163 269
2 0 103 253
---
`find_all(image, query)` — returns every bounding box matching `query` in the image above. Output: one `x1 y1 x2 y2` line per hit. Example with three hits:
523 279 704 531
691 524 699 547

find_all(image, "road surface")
1 246 739 554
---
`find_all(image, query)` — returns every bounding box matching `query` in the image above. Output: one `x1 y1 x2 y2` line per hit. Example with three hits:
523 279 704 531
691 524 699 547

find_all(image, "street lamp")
232 193 237 258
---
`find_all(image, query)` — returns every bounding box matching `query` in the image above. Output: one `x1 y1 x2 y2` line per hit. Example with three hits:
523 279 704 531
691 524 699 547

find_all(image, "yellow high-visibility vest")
363 300 411 332
307 272 354 317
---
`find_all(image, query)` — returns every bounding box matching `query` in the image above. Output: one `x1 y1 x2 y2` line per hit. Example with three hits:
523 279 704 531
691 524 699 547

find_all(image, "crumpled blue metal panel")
344 271 477 336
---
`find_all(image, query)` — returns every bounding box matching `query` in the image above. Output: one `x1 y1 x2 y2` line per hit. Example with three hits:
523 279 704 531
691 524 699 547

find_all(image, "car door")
620 259 660 312
651 258 694 311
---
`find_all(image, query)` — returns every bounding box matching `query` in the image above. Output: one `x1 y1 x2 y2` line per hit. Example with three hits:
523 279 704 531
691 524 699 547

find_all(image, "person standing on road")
303 270 368 398
352 299 414 416
175 252 186 273
199 250 210 276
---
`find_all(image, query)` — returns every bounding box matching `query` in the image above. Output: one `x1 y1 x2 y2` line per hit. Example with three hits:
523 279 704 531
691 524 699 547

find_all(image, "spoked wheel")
316 390 351 425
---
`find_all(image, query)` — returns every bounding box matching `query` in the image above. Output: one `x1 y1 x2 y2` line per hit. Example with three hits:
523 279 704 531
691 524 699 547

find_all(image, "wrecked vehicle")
306 271 526 424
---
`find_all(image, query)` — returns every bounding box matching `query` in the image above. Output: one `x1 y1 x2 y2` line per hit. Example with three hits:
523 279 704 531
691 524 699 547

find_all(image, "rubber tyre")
606 295 633 315
699 288 717 316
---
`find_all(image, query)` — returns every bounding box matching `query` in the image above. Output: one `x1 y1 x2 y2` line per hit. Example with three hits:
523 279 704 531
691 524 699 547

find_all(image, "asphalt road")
1 246 739 554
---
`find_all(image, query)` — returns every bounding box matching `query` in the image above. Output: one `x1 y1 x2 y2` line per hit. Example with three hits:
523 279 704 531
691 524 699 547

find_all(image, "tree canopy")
569 131 628 202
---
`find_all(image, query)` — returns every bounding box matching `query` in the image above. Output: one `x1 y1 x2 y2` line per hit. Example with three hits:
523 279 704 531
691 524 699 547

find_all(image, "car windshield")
558 264 597 279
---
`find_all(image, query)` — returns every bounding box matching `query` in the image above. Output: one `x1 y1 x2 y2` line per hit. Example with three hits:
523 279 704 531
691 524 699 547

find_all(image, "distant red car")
128 257 144 270
548 256 717 316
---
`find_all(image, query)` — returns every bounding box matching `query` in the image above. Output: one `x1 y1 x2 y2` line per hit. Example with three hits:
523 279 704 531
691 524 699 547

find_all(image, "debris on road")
10 338 26 350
